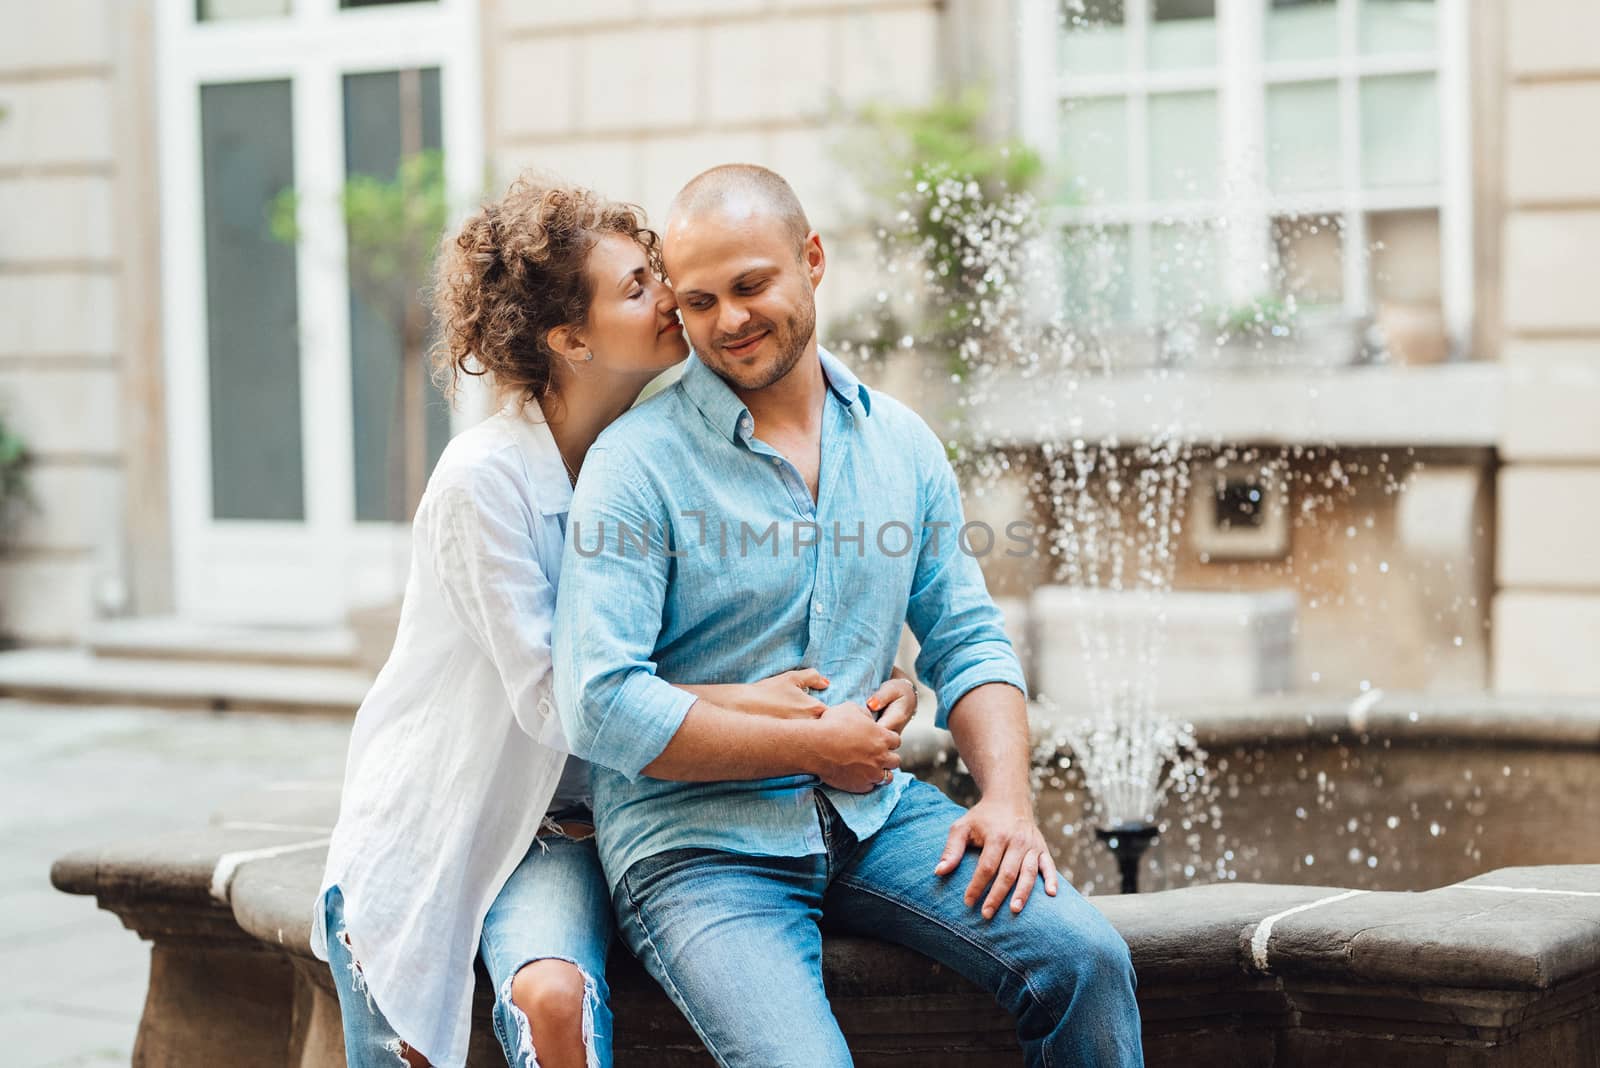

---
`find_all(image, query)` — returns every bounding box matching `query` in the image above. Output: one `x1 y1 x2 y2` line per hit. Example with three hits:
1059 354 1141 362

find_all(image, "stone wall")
1493 0 1600 695
0 0 165 643
480 0 945 332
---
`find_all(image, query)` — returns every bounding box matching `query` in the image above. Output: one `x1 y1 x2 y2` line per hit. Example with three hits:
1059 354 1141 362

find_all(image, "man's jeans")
613 779 1144 1068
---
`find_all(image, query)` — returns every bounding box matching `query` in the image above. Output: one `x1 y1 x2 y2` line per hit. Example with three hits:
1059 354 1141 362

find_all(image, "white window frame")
1017 0 1472 357
157 0 484 624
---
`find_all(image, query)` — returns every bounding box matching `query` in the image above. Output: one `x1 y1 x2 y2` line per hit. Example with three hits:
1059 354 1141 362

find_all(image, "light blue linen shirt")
552 346 1027 889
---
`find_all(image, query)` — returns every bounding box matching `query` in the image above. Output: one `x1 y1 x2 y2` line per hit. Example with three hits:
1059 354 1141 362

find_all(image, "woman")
310 176 916 1068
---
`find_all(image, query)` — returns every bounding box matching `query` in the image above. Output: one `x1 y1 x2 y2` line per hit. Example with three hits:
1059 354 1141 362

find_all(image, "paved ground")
0 699 351 1067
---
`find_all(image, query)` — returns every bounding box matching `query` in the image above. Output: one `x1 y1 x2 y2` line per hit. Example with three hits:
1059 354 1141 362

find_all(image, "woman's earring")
584 350 594 362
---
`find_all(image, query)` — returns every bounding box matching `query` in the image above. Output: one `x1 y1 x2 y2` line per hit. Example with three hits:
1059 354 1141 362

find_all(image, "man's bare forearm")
676 683 745 708
945 682 1033 807
641 699 817 782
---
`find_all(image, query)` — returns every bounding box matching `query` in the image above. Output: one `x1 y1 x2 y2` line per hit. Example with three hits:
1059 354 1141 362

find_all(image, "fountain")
1094 822 1159 894
836 109 1509 899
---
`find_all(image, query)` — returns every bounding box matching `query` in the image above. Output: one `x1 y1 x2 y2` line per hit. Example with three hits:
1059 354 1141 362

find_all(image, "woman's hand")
715 668 831 720
865 666 918 735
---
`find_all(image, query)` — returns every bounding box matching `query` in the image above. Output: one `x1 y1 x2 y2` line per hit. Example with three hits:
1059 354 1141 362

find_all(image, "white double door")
157 0 484 624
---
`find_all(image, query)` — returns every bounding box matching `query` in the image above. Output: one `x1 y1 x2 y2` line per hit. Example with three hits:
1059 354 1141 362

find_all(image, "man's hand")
805 702 902 793
934 796 1059 919
865 666 918 734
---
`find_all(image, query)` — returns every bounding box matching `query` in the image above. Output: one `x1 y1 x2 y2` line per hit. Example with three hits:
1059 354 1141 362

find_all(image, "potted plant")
1170 294 1368 372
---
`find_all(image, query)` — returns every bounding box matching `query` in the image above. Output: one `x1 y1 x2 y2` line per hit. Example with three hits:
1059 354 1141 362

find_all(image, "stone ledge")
1256 875 1600 992
51 799 1600 1066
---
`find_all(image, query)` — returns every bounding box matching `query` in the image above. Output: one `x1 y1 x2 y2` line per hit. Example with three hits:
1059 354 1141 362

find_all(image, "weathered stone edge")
54 822 1600 994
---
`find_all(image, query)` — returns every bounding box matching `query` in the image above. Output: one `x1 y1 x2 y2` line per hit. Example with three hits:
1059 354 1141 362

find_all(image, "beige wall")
481 0 944 333
0 0 163 643
1492 0 1600 695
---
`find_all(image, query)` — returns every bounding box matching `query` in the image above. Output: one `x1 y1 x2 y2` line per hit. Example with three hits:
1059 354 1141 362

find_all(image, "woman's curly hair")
431 174 662 408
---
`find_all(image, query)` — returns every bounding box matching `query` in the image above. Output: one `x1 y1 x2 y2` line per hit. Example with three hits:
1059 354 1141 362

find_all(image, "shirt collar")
680 344 873 445
505 400 574 516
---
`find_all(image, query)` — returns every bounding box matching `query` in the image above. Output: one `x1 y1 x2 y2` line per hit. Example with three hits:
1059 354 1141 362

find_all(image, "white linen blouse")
311 400 582 1068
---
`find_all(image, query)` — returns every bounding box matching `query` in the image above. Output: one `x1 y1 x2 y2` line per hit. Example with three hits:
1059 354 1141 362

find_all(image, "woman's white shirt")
311 401 583 1068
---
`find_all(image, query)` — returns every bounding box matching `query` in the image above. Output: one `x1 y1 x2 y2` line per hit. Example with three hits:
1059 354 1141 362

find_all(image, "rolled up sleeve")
553 446 696 780
905 440 1027 729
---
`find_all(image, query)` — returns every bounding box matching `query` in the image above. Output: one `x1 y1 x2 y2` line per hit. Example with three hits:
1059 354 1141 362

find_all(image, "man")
553 164 1142 1067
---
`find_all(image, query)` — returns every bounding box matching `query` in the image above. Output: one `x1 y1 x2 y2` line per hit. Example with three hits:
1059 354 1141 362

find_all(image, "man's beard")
709 295 816 392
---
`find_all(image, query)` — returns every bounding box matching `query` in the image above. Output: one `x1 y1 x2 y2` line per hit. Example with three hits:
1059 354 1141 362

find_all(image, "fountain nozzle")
1095 822 1159 894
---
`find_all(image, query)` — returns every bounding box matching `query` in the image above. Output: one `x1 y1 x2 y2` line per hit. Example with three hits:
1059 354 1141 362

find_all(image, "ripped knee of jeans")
498 958 603 1068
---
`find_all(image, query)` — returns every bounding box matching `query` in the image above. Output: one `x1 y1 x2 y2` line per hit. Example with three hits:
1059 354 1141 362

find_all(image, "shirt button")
771 457 782 466
813 601 823 615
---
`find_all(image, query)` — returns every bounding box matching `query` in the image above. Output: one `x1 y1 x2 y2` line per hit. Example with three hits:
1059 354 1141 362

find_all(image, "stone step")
85 617 362 669
0 648 370 716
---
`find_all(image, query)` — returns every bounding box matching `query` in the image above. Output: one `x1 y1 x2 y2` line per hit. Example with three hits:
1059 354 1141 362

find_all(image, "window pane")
1059 0 1127 76
199 80 304 521
1368 209 1445 362
343 68 449 523
1367 209 1439 303
1266 0 1337 63
1149 91 1218 200
1152 221 1223 322
197 0 289 19
1060 96 1129 205
1266 80 1340 194
1360 0 1436 54
1151 0 1216 70
1272 214 1344 306
1062 224 1134 324
1361 74 1439 187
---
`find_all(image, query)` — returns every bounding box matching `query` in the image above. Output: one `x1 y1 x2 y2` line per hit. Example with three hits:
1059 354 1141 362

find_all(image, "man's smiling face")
662 197 824 392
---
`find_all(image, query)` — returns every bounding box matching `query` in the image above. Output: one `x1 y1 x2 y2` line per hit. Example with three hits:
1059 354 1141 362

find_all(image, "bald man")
553 164 1143 1067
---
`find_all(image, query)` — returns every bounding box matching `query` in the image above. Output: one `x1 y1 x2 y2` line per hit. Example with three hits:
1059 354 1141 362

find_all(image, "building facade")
0 0 1595 697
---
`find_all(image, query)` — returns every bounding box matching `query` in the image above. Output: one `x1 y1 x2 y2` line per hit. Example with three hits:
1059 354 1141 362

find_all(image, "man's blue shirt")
552 346 1027 889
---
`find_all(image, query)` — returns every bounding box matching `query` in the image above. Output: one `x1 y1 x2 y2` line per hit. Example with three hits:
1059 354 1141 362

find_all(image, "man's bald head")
662 164 825 392
667 163 811 255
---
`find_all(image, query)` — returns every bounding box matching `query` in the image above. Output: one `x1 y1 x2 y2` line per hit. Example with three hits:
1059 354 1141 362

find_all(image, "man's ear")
546 323 588 364
804 231 826 291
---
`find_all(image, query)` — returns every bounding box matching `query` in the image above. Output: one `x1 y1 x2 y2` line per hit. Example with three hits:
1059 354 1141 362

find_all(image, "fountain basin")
39 696 1600 1065
912 693 1600 896
51 812 1600 1066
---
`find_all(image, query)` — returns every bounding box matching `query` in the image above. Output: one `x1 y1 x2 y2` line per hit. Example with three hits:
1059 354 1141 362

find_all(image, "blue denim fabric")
613 780 1144 1068
324 810 614 1068
553 348 1028 890
324 884 419 1067
480 813 615 1068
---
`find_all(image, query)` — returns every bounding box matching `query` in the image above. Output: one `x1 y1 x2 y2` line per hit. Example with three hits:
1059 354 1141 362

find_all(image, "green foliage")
270 148 449 517
859 88 1043 205
1212 294 1298 342
270 148 447 310
0 414 32 540
832 89 1044 371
